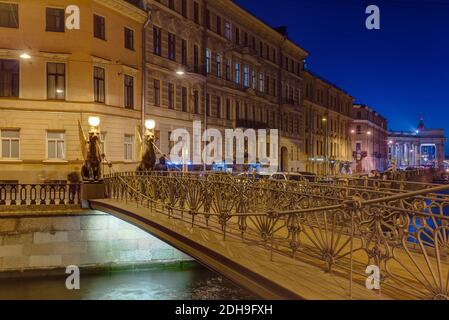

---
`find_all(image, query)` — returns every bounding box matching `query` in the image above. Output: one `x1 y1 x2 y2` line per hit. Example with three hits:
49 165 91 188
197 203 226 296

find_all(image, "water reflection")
0 265 255 300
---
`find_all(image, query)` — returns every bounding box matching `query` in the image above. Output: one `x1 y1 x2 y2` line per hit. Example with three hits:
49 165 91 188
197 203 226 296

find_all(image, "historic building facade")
145 0 355 174
145 0 307 172
351 104 388 173
302 72 354 175
388 118 446 169
0 0 147 183
0 0 360 181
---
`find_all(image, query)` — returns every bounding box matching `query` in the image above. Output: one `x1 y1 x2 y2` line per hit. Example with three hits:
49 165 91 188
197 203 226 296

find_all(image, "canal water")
0 264 256 300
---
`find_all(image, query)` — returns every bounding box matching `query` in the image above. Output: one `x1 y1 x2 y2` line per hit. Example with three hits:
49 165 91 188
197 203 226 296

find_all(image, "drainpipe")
278 36 287 172
202 0 209 172
141 4 152 138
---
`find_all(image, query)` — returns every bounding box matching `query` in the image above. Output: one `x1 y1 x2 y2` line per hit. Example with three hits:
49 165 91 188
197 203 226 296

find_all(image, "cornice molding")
94 0 147 23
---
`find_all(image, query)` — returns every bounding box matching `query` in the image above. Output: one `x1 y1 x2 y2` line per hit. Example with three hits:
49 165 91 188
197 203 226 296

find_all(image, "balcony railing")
0 183 81 208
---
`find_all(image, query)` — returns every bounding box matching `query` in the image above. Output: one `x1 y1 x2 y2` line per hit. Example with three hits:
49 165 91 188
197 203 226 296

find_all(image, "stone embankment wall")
0 211 192 273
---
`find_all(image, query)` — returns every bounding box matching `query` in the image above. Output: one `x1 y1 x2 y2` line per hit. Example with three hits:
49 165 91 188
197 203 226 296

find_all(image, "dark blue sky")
235 0 449 154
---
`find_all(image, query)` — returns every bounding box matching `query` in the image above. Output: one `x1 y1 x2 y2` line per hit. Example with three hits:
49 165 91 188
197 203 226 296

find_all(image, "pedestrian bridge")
88 172 449 300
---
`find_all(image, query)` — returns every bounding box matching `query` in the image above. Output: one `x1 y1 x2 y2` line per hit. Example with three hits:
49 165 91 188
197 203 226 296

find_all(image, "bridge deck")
90 199 389 300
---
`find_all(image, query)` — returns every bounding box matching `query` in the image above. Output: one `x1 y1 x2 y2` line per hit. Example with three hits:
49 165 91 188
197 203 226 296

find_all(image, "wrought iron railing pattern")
104 171 449 300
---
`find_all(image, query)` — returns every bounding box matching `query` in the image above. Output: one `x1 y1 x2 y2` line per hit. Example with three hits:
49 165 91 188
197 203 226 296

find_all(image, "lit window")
243 65 249 88
216 54 222 78
235 63 240 84
206 49 211 73
259 73 264 93
224 22 231 40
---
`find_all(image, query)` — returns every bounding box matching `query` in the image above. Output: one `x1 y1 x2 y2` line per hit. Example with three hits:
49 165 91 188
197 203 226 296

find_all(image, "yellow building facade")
0 0 147 183
302 71 354 175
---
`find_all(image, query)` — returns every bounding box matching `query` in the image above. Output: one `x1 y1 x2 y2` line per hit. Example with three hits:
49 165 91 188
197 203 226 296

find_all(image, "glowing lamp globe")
88 116 101 127
176 70 185 76
20 53 31 60
145 119 156 130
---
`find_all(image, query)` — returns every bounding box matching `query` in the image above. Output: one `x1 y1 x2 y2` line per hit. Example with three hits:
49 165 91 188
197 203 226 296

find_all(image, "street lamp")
20 53 31 60
88 116 101 132
145 119 156 131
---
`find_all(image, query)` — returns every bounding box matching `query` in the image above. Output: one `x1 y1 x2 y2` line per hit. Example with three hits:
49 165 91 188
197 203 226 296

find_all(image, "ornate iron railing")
0 183 81 208
104 171 449 300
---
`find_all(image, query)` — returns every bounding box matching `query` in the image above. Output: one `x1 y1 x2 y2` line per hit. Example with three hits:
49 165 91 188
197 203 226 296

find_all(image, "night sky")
235 0 449 155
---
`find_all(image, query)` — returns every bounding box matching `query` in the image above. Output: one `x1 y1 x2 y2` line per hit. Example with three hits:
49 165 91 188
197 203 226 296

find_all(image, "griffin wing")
78 120 88 161
135 125 143 160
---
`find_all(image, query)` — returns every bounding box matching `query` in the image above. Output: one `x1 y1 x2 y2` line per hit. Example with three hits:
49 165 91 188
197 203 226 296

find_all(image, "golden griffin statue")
78 119 102 181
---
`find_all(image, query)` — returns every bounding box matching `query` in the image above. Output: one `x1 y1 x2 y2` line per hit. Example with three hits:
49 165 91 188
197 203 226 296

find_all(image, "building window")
181 87 188 112
153 26 162 56
0 3 18 28
216 96 222 118
251 69 256 90
224 22 231 40
235 27 240 45
124 27 134 50
47 132 65 160
93 66 105 103
168 33 176 61
206 48 211 73
46 8 65 32
168 0 175 10
225 58 231 81
193 90 199 114
124 135 134 161
0 59 19 97
235 63 240 85
153 79 160 106
1 130 19 159
93 15 106 40
47 62 65 100
168 83 174 109
124 75 134 109
226 99 231 120
206 93 210 116
216 54 222 78
194 45 199 73
235 101 240 120
100 132 106 156
181 39 187 65
193 1 199 24
216 15 222 35
205 9 210 29
243 65 249 88
259 73 264 93
181 0 187 18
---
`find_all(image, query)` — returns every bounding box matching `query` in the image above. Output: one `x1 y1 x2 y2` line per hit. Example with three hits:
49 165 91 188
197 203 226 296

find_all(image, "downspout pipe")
141 4 152 138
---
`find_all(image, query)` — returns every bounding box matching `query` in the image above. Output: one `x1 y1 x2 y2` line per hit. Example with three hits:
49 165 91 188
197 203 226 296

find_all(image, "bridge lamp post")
88 116 101 134
145 119 156 135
